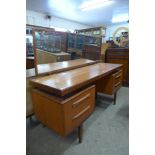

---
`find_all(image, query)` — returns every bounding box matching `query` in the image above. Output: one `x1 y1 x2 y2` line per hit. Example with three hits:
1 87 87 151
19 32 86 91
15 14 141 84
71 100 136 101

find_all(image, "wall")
26 10 129 43
26 10 91 31
105 23 129 41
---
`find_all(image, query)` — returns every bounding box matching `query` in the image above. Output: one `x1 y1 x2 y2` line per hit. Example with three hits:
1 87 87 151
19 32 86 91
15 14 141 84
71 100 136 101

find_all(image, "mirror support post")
32 29 38 75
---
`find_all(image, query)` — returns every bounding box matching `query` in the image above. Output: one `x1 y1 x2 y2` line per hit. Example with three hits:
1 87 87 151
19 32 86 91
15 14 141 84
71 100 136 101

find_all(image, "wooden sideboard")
105 48 129 86
29 61 123 142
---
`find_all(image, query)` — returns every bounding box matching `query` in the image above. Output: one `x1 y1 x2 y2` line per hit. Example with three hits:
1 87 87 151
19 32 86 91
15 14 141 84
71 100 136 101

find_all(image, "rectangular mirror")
32 29 71 75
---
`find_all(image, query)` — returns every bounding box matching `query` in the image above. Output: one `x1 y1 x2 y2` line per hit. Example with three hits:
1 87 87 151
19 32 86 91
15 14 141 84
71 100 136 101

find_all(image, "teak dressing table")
26 59 97 117
29 59 123 143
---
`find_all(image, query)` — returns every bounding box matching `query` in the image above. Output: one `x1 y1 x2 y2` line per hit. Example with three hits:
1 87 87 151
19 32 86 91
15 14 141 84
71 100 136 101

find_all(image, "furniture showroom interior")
26 0 129 154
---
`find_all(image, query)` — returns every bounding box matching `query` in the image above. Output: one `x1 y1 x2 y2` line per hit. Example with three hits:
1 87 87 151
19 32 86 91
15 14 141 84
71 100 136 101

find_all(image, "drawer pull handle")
115 75 121 79
72 106 90 120
116 70 122 75
72 94 90 108
115 82 121 88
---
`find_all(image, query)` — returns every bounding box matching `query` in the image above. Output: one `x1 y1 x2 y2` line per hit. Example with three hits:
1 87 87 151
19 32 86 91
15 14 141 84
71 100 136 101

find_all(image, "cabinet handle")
115 82 121 88
72 94 90 108
72 106 90 120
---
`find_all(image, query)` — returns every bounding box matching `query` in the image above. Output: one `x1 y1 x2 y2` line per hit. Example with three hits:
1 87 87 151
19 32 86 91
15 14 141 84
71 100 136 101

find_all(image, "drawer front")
114 70 122 85
72 92 91 115
106 55 128 60
64 85 95 129
72 104 92 129
107 51 129 56
113 70 122 91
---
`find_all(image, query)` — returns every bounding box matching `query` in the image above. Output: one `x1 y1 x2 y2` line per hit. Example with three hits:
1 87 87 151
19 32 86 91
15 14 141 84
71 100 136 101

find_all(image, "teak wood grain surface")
26 59 96 78
30 63 122 96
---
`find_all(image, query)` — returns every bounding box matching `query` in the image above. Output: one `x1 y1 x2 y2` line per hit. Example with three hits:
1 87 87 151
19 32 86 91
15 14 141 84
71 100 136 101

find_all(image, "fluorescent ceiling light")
80 0 114 11
112 14 129 23
50 26 67 32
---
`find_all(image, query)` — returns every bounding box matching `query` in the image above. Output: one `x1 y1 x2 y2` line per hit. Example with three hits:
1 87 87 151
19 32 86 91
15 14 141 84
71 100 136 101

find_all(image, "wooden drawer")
113 70 122 85
70 86 95 128
72 105 91 129
63 85 95 130
113 70 122 91
106 55 128 60
71 90 92 116
107 51 129 56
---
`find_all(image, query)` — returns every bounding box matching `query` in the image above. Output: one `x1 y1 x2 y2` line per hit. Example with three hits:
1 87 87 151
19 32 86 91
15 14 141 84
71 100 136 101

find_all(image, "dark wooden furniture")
67 33 102 60
82 44 102 60
105 48 129 86
26 56 34 69
26 25 55 58
29 62 123 142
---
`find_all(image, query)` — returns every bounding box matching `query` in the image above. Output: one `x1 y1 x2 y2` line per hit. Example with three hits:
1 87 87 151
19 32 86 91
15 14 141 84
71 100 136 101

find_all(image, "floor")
26 87 129 155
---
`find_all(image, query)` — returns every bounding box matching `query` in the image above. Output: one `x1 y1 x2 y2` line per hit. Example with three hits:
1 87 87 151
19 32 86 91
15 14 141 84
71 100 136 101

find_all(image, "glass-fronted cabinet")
35 31 67 53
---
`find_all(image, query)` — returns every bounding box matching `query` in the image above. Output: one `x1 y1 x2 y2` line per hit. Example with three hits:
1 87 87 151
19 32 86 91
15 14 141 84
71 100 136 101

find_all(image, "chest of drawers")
105 48 129 86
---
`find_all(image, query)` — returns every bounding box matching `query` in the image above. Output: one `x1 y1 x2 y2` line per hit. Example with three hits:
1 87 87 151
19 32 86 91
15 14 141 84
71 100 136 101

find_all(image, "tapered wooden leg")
78 124 83 143
95 91 97 100
114 92 117 105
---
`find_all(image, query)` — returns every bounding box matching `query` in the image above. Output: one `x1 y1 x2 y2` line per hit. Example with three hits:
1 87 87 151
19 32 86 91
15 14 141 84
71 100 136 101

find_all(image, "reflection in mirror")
26 26 35 69
33 29 71 75
28 27 102 75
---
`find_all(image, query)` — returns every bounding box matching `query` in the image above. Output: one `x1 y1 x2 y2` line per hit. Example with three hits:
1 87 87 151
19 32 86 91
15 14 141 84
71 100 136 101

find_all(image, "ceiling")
26 0 129 27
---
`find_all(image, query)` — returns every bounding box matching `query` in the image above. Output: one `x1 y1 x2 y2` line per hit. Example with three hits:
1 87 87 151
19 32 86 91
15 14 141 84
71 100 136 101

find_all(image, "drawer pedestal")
31 85 96 142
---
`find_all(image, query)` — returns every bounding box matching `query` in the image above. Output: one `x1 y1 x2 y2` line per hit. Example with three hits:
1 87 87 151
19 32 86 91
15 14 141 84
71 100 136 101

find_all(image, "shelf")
75 26 106 37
